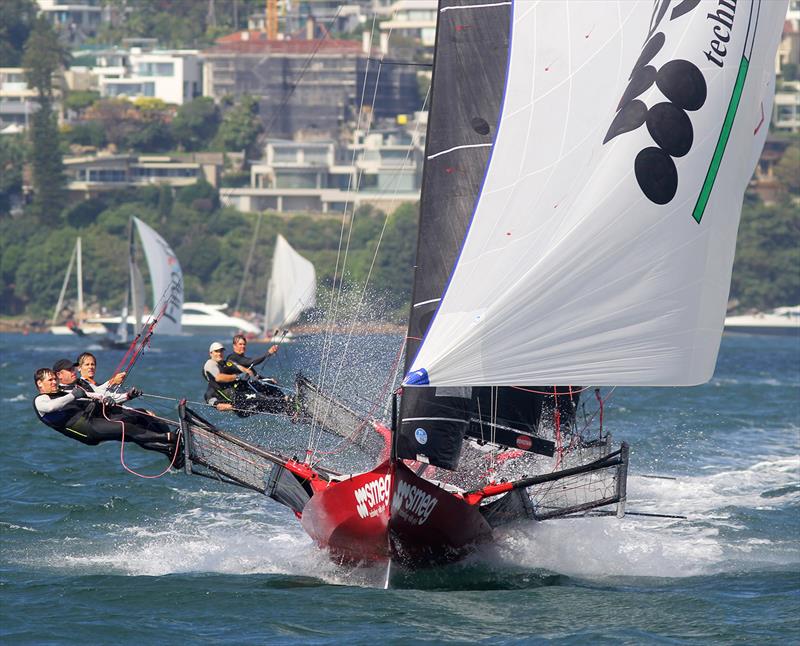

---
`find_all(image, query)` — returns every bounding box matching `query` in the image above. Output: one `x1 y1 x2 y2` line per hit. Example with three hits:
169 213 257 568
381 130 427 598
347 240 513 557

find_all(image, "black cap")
52 358 78 373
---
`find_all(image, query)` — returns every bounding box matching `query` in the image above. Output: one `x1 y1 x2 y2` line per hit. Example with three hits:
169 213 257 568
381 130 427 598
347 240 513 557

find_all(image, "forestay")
264 234 316 333
407 0 786 387
133 216 183 335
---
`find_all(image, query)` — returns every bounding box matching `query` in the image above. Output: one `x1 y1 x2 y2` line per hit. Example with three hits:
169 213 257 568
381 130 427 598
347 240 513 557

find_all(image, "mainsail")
398 0 558 469
264 234 316 335
132 216 183 335
407 0 786 387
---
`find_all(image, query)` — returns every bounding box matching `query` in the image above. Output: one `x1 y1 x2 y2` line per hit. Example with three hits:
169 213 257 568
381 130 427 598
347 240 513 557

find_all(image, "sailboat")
262 234 317 342
177 0 786 569
49 238 105 336
92 216 183 345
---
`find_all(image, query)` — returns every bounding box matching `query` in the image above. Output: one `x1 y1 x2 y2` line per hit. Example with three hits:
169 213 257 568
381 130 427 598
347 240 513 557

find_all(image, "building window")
275 171 317 189
137 62 175 77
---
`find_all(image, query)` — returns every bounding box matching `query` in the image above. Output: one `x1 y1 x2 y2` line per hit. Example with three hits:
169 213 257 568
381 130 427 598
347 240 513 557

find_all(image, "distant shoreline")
0 316 406 336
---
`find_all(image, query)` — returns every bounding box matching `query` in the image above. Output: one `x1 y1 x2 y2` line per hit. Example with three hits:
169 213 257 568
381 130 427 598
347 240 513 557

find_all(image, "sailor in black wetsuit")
225 335 291 414
203 341 290 417
202 342 241 411
227 334 278 376
35 365 182 467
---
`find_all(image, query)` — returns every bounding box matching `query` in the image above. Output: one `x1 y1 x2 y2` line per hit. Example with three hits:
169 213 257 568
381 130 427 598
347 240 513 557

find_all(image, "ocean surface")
1 331 798 644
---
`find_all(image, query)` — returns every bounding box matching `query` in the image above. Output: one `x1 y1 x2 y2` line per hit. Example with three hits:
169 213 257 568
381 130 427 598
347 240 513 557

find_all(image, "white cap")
209 342 224 352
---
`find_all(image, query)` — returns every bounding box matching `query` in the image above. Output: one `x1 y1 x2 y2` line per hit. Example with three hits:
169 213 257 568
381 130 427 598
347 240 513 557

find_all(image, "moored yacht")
724 306 800 336
90 303 260 336
181 302 261 335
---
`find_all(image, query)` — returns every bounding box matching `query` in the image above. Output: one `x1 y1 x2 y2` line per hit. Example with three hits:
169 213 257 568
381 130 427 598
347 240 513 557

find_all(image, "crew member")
203 341 290 416
34 367 182 466
54 357 128 405
76 352 126 394
226 335 278 378
202 342 241 411
225 335 290 413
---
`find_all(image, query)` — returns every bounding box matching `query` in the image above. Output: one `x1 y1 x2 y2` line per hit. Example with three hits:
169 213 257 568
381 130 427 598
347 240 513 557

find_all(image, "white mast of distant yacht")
51 237 84 327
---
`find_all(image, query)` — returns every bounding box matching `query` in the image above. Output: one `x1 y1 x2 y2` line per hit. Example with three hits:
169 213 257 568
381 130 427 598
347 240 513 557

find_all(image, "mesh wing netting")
180 404 292 494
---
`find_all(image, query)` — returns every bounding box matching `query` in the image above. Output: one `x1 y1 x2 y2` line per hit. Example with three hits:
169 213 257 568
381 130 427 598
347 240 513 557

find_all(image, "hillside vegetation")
0 182 418 323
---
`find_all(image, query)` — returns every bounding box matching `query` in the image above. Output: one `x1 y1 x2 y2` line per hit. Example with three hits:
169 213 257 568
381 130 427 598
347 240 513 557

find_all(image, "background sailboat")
92 216 183 340
49 237 105 336
262 234 317 342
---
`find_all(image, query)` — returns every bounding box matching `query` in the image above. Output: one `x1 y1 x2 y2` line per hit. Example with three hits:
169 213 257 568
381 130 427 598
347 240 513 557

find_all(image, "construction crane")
266 0 278 40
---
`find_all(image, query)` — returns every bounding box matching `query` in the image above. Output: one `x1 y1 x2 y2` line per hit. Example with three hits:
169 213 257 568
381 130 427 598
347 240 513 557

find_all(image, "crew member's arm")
249 345 279 368
34 388 97 414
206 361 241 383
229 361 255 378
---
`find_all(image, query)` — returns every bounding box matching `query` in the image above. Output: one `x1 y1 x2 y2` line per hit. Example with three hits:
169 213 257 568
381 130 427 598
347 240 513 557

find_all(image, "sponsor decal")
354 474 391 519
415 427 428 445
516 434 533 451
604 0 711 207
391 479 438 526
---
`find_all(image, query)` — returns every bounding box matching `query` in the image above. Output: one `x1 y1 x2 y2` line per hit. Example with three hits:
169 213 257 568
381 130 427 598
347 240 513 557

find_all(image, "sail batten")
408 0 786 387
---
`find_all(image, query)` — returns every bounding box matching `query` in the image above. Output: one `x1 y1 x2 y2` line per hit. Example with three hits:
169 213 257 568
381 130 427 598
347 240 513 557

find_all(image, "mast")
52 239 78 326
397 0 545 471
76 237 83 325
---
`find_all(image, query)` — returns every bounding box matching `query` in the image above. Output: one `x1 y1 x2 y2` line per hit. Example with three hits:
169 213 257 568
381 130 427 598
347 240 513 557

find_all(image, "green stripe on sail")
692 56 750 224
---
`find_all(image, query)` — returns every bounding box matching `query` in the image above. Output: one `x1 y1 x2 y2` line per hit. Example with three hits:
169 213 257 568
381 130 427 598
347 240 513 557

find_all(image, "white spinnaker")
409 0 786 387
264 234 316 333
133 216 183 335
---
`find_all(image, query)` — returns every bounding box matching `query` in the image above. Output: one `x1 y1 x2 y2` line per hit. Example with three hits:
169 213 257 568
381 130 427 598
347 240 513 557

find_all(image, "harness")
32 393 97 445
202 363 235 404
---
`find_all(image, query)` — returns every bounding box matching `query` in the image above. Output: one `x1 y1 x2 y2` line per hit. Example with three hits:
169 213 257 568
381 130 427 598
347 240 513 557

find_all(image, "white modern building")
378 0 437 53
99 49 202 105
36 0 104 42
61 154 220 197
222 123 423 214
0 69 39 129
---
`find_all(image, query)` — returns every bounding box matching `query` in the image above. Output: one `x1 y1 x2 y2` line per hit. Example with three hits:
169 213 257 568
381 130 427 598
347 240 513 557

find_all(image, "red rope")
594 387 604 438
100 401 181 479
553 386 563 469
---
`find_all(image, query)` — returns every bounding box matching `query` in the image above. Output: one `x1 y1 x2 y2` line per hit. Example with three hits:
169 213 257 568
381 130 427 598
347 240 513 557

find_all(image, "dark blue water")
1 332 798 644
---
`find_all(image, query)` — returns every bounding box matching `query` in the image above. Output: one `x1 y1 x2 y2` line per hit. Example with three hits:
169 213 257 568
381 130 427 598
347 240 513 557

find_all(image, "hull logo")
392 480 438 526
354 474 391 519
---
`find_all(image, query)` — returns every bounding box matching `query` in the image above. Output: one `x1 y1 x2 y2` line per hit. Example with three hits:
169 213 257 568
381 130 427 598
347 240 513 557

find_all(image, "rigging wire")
308 77 431 460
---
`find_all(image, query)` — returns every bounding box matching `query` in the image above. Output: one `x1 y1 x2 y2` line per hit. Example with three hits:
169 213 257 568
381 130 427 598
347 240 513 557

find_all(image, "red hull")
300 460 492 568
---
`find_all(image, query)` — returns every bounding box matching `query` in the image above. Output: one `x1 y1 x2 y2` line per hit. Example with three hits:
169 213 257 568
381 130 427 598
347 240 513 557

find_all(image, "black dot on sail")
630 32 665 79
635 146 678 205
603 99 647 144
656 59 707 111
618 65 657 111
471 117 491 136
646 102 693 157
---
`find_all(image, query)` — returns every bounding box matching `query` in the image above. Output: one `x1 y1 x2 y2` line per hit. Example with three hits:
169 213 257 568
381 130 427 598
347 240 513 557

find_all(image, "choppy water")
1 331 798 644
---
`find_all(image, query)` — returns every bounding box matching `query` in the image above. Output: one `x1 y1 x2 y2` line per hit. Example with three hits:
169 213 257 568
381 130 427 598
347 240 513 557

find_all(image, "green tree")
731 200 800 310
64 90 101 115
23 17 69 224
773 144 800 195
214 95 263 155
0 0 38 67
172 97 221 151
0 134 26 216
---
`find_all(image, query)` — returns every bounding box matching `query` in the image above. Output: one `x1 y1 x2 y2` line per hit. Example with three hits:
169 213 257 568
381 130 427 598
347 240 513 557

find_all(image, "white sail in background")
132 216 183 335
264 234 316 334
408 0 786 387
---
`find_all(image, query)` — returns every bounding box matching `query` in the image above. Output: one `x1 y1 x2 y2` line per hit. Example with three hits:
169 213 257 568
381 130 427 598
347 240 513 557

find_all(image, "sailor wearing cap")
52 358 80 390
202 342 246 411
